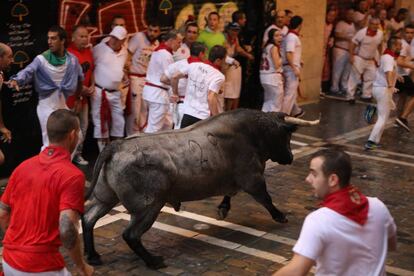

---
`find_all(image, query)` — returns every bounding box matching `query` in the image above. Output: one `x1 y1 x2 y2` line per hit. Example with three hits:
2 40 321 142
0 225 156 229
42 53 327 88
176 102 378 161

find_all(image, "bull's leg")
122 202 167 269
82 194 119 265
243 177 288 223
217 196 231 220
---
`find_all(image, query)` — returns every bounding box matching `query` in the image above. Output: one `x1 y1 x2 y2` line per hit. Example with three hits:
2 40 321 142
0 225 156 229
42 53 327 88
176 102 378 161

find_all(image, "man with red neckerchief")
171 45 226 128
126 20 161 136
274 149 397 276
365 37 402 150
160 42 207 129
347 17 383 103
142 30 182 133
0 109 93 276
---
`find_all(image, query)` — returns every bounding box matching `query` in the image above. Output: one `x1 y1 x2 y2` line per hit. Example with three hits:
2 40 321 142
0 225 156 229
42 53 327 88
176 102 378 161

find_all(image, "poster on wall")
0 0 57 176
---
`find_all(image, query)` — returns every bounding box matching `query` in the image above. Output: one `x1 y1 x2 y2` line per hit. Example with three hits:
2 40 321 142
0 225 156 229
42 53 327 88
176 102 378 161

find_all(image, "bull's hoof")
217 207 229 220
87 254 103 265
145 255 167 270
274 215 288 224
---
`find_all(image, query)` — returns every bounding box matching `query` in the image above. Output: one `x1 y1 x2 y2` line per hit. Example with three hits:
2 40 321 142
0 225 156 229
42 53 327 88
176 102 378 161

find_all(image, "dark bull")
82 109 319 269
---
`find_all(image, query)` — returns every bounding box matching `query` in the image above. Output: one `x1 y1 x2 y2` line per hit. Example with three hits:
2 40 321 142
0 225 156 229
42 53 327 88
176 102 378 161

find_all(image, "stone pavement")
1 98 414 275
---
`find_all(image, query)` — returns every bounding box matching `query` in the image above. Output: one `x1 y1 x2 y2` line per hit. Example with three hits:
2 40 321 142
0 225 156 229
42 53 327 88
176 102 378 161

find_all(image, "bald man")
262 10 289 48
0 43 13 165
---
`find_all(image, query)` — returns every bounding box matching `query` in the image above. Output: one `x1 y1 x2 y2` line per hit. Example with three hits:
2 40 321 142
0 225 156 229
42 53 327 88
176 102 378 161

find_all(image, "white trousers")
261 74 284 112
91 87 125 139
72 103 88 156
2 259 71 276
125 76 148 136
347 56 377 99
331 47 351 92
368 87 395 144
144 101 172 133
172 102 185 129
282 68 299 115
37 92 68 150
223 65 242 99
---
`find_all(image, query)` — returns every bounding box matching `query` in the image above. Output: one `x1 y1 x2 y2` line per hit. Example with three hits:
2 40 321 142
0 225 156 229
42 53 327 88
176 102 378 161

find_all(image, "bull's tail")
85 143 114 200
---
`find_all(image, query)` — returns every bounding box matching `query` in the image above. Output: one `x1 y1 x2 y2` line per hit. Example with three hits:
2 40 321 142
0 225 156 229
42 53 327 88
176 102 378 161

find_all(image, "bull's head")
265 113 320 164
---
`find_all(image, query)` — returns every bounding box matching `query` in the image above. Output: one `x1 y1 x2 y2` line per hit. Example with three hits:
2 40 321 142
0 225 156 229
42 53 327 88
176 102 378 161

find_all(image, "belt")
356 55 374 61
333 45 349 51
177 96 185 104
145 82 168 91
95 83 117 92
129 73 146 77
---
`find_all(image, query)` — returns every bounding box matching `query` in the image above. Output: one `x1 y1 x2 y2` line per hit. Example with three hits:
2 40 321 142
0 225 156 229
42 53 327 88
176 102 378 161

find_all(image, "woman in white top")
260 28 283 112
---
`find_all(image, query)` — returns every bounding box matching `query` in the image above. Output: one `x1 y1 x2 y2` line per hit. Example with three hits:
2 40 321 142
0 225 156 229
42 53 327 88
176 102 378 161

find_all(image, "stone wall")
276 0 327 103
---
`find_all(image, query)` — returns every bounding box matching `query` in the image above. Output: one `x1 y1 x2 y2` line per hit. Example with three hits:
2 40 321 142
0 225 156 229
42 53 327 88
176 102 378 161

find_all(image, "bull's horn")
284 115 320 126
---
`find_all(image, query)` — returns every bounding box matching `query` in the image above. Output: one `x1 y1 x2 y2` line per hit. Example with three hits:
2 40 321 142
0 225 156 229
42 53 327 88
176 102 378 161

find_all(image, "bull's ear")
283 123 297 133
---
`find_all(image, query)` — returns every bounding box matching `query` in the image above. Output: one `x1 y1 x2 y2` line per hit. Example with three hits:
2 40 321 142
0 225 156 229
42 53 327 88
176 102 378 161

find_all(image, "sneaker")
364 104 377 124
293 109 306 118
364 140 377 151
395 117 411 132
73 155 89 166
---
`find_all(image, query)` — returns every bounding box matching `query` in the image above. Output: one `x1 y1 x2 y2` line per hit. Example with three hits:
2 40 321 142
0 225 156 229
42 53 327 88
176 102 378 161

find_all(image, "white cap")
109 26 127 40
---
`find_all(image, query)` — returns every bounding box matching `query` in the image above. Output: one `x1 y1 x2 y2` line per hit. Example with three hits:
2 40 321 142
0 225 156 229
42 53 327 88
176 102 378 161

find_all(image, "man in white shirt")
274 149 397 276
281 16 304 117
330 8 356 94
347 17 383 103
365 37 402 150
142 30 182 133
126 20 161 135
389 8 409 34
395 24 414 132
91 26 128 151
161 42 206 129
171 45 226 128
262 10 289 48
353 0 370 30
173 22 199 62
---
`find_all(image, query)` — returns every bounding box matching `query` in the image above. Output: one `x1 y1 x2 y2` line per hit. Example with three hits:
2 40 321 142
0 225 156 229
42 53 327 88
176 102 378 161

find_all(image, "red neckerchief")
204 60 221 71
154 43 173 54
187 56 203 64
366 28 377 37
383 48 399 58
288 29 300 37
321 185 369 225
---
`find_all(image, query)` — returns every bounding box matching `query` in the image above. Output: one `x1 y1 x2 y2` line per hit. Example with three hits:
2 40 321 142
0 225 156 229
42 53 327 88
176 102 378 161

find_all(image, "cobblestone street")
2 99 414 275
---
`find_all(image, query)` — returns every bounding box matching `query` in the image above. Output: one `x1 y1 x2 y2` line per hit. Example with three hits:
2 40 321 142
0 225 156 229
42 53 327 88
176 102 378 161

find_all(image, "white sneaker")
73 155 89 166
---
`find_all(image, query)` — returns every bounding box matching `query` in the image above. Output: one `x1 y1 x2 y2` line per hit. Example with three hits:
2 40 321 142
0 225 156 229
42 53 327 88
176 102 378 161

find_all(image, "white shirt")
353 11 369 28
128 32 159 75
397 39 412 76
178 61 225 119
38 55 68 88
281 31 302 68
164 58 189 97
173 42 190 62
262 24 288 47
389 18 405 33
334 20 356 50
260 44 282 75
374 53 397 87
142 48 174 104
352 27 383 60
93 42 127 90
293 197 396 276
